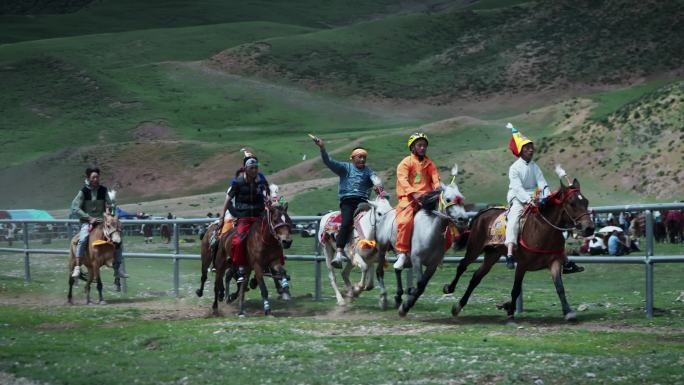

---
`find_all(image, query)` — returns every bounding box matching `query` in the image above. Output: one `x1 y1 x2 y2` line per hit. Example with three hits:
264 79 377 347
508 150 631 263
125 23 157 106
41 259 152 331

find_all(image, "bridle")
262 204 291 243
536 188 591 232
98 215 121 244
432 190 465 223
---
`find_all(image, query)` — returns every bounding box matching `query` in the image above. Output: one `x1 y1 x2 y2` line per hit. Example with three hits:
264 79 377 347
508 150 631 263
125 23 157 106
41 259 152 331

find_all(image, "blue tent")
115 207 136 219
1 209 54 220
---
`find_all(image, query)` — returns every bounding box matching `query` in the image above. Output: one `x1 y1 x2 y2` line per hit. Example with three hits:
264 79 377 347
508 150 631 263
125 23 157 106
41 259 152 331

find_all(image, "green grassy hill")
0 0 682 213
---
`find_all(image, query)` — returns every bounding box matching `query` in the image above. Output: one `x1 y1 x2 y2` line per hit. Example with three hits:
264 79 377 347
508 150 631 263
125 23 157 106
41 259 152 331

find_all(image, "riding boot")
505 255 515 270
393 253 407 270
236 266 246 284
562 261 584 274
331 249 349 269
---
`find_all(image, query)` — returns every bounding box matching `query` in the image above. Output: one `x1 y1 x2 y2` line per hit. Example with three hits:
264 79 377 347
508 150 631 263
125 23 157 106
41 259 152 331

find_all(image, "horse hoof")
398 305 408 318
365 285 374 291
98 300 107 305
443 284 453 294
352 287 362 298
505 317 516 326
227 293 238 304
565 312 578 322
249 278 258 290
238 313 246 318
451 303 462 317
379 296 388 310
196 289 203 298
394 297 402 309
114 286 121 293
212 308 219 317
281 292 291 301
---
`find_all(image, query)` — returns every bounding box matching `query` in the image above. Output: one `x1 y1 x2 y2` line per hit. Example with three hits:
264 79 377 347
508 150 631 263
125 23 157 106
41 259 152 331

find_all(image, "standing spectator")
5 224 14 247
618 212 627 232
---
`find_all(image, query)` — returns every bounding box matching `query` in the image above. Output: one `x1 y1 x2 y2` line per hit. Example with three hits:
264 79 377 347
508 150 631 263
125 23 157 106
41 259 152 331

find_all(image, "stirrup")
505 255 515 270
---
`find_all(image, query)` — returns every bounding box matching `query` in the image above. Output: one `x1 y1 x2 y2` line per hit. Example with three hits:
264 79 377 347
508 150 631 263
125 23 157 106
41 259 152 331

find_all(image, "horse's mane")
418 189 442 212
354 202 372 217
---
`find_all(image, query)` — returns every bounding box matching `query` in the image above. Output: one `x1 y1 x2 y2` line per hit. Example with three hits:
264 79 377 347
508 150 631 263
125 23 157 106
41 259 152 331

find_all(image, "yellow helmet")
407 132 428 150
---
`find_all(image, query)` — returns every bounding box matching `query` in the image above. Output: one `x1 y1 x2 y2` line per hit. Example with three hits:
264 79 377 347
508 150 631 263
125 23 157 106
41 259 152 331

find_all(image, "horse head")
547 178 595 237
267 202 293 249
440 182 468 226
103 212 122 245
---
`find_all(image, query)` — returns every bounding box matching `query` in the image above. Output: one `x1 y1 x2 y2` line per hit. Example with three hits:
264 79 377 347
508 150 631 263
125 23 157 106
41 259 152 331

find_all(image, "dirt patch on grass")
36 322 80 331
133 121 174 141
0 372 50 385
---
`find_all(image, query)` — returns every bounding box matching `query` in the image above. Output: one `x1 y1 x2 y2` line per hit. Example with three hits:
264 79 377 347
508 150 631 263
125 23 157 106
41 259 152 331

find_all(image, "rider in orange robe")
393 133 441 270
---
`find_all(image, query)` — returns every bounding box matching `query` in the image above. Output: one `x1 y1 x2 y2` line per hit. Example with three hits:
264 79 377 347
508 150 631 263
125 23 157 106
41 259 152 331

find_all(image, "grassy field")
1 232 684 384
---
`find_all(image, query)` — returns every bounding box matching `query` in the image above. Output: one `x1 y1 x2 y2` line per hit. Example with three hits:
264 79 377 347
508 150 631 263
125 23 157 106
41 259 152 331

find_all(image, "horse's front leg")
237 269 251 317
504 265 527 323
376 251 388 310
399 263 436 317
85 266 94 305
550 258 576 321
340 260 354 298
394 266 404 309
95 267 105 304
352 252 368 297
271 263 291 301
253 265 270 316
323 242 346 306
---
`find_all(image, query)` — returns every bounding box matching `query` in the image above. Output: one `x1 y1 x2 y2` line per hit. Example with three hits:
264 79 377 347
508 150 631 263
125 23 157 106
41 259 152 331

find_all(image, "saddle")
483 207 530 247
320 210 372 249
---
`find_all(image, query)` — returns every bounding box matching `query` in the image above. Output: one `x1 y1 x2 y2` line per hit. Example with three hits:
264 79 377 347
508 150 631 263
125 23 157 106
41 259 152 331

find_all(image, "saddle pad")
323 212 342 233
485 210 508 247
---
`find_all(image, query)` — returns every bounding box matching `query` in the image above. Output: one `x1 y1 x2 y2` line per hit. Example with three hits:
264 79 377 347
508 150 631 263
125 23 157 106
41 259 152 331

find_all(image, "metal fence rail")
1 202 683 317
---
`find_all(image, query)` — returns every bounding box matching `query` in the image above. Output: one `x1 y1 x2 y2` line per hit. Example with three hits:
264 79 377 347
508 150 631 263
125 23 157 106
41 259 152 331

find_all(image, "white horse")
373 165 469 315
318 193 394 306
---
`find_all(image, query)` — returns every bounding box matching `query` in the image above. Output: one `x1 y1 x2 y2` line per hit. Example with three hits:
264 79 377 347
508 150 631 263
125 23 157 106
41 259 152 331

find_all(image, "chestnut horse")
443 179 594 321
67 213 122 304
212 203 293 316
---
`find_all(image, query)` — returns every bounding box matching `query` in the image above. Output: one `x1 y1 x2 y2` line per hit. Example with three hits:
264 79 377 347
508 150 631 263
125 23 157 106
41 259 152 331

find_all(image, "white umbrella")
598 225 623 234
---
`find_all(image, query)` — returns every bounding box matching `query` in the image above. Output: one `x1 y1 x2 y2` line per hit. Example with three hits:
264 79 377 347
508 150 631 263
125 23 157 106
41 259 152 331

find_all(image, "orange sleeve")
396 157 416 198
429 160 441 190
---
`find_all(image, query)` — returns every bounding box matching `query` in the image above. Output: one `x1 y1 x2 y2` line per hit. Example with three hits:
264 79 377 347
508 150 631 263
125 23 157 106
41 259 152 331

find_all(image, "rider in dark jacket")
218 155 270 282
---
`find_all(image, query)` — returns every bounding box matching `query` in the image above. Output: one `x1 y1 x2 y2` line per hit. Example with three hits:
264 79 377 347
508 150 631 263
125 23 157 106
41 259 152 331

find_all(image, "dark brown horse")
443 179 594 321
212 203 293 316
196 222 232 299
68 213 122 304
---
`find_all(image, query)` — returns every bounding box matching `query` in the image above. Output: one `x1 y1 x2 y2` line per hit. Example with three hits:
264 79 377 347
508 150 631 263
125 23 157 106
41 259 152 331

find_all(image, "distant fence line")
1 203 683 318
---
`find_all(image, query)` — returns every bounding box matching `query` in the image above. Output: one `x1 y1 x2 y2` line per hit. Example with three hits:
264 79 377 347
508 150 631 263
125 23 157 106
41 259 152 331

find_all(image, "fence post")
314 219 322 300
22 222 31 283
645 210 654 318
173 223 180 297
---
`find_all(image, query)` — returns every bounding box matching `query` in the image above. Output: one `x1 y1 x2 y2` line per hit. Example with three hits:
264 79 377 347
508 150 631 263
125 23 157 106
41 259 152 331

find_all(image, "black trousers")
337 197 365 249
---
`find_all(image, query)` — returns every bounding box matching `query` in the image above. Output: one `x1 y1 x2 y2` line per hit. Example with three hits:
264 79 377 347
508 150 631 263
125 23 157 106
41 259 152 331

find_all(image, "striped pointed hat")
507 122 532 157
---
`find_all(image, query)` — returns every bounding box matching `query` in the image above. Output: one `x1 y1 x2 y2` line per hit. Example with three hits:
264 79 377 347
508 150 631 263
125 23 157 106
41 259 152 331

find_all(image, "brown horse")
212 203 293 316
443 179 594 321
196 222 288 302
68 213 122 304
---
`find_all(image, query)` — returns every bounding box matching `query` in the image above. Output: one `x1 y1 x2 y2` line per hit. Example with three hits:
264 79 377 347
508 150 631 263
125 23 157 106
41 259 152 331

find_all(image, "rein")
519 188 588 254
261 206 290 245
